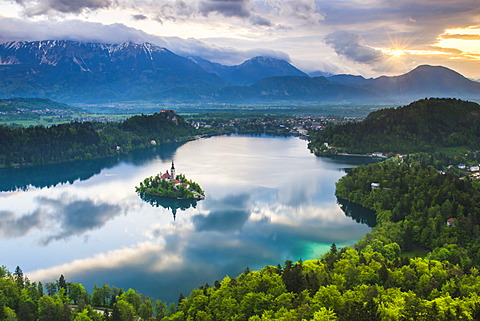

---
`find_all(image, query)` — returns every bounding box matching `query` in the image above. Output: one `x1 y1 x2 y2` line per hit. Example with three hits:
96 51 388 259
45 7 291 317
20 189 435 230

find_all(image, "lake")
0 135 376 302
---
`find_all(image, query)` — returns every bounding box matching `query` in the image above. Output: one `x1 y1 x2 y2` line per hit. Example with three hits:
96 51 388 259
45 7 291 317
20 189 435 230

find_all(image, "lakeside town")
189 114 362 137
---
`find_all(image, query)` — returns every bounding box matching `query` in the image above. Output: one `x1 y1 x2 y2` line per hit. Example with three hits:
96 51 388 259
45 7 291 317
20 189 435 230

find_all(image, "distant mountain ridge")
0 41 204 74
188 55 307 85
328 65 480 100
0 40 226 102
0 40 479 104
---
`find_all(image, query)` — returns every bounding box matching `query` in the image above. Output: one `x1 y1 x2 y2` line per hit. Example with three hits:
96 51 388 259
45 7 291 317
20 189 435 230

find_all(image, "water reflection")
1 135 377 303
0 142 185 192
0 194 122 245
337 198 377 227
192 194 251 232
139 193 200 220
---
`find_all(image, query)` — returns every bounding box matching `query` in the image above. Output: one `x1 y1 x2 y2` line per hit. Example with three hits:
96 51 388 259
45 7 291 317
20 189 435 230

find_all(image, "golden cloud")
441 34 480 40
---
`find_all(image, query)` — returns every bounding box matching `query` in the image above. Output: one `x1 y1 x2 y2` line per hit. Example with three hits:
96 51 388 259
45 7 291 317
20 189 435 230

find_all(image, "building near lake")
160 161 176 180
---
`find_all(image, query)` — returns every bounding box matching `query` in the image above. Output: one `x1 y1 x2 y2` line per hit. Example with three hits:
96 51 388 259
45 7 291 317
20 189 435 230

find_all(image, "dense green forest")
309 98 480 155
0 111 196 167
0 266 177 321
336 160 480 265
6 244 480 320
136 173 205 199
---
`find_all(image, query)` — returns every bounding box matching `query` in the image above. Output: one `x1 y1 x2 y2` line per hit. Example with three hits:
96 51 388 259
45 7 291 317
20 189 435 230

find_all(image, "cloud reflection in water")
29 190 371 302
0 194 123 245
0 209 45 238
5 136 377 302
192 194 251 232
39 197 123 245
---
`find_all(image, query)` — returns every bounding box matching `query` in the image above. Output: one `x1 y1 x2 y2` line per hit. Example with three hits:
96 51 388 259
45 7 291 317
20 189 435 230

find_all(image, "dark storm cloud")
325 30 385 64
199 0 250 18
16 0 113 16
0 210 45 238
153 2 195 24
149 0 270 25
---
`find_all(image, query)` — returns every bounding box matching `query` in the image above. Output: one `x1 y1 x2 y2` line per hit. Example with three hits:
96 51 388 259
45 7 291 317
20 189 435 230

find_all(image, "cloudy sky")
1 0 480 78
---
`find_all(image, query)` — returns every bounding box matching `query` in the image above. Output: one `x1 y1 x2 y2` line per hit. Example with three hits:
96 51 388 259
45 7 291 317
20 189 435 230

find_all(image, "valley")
1 37 480 321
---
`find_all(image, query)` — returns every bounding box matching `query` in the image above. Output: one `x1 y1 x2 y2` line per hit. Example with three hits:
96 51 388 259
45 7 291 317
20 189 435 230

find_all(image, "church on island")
160 161 190 189
136 160 205 201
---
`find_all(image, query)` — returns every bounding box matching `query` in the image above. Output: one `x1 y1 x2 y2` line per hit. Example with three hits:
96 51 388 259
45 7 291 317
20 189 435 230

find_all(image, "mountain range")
188 55 307 86
0 40 479 104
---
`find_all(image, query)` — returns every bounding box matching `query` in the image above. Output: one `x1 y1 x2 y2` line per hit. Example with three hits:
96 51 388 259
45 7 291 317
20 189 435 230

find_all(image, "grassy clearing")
437 146 472 157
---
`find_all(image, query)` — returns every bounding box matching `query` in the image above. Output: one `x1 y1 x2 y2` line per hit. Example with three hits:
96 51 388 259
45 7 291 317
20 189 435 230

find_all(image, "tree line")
163 246 480 320
7 244 480 320
0 111 196 168
0 265 178 321
309 98 480 155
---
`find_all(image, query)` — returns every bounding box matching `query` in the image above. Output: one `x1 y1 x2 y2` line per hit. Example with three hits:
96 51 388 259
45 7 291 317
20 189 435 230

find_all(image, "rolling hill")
309 98 480 154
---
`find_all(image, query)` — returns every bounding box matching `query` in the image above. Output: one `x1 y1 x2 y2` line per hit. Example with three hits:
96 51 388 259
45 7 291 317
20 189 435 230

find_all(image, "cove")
0 135 376 302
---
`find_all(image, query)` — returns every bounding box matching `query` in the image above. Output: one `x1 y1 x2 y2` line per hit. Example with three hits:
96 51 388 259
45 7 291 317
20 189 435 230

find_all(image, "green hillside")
0 110 195 167
309 98 480 154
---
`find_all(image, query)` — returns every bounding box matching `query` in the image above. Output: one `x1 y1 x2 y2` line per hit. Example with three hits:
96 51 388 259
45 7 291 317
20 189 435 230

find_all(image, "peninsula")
136 161 205 200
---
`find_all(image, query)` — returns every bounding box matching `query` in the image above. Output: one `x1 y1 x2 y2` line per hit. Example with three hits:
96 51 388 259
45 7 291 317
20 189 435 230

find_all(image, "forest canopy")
0 111 195 168
309 98 480 155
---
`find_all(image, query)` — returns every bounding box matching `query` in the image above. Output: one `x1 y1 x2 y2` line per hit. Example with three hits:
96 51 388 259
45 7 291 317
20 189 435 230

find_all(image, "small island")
136 161 205 199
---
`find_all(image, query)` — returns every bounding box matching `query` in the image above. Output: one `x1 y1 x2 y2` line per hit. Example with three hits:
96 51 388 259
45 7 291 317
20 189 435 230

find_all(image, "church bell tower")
170 160 176 180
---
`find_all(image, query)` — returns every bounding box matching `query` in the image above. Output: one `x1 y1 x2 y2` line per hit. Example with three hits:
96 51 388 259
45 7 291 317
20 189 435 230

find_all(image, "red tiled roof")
160 172 171 179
